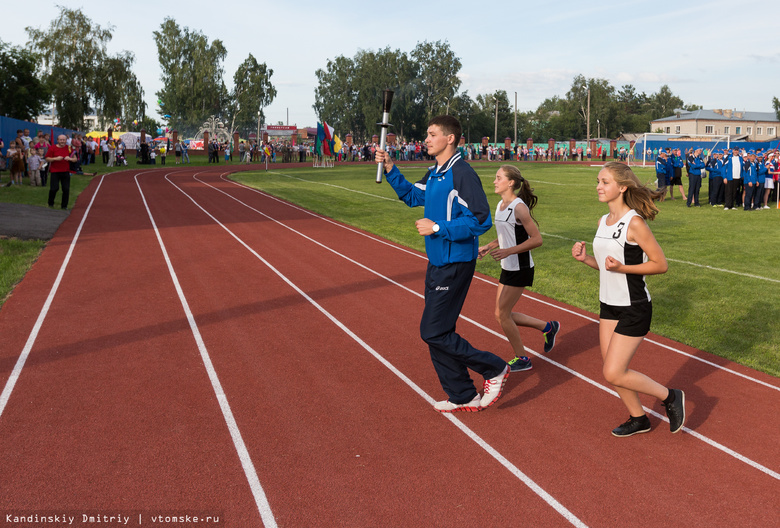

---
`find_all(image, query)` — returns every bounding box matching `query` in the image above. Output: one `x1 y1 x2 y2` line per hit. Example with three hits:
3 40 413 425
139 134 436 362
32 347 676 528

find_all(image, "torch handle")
376 111 390 183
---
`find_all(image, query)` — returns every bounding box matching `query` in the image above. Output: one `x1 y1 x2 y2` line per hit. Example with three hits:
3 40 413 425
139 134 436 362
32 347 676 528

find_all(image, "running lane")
0 167 777 528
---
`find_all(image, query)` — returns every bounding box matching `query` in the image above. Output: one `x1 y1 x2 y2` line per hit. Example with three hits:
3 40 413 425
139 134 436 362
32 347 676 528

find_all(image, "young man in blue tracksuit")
686 148 705 207
742 151 759 210
670 148 686 200
375 115 509 413
705 150 724 206
655 150 668 200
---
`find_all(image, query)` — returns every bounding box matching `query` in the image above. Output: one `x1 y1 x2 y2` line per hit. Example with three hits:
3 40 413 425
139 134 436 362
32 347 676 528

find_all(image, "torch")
375 89 394 183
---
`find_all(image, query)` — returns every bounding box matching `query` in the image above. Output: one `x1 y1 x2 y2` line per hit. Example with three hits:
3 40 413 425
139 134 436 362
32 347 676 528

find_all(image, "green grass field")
232 161 780 377
2 159 778 377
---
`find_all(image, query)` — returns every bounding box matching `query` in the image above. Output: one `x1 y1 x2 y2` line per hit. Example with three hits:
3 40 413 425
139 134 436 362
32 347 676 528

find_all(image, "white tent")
119 132 142 150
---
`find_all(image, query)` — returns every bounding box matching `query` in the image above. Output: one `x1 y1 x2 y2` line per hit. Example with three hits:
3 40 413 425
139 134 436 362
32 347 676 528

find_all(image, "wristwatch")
432 223 440 233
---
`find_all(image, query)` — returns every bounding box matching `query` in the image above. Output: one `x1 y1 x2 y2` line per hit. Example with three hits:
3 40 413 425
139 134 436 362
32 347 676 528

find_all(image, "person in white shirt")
571 162 686 438
478 165 560 372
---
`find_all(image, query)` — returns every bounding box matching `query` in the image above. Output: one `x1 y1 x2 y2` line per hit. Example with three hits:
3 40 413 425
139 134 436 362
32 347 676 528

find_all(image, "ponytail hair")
603 161 664 220
499 165 538 224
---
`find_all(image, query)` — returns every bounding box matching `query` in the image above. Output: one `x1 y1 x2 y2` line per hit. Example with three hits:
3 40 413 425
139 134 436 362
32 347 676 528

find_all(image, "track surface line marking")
204 172 780 479
265 170 779 284
168 173 589 528
0 175 107 420
135 173 277 528
221 174 780 393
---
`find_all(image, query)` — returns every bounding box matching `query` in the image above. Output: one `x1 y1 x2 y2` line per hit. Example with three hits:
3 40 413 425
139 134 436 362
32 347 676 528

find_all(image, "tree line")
0 7 277 139
313 41 708 144
3 10 779 143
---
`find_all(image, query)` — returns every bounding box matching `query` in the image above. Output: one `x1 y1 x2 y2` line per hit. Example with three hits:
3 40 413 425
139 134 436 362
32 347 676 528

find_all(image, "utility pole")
494 94 498 151
587 89 591 141
514 91 517 147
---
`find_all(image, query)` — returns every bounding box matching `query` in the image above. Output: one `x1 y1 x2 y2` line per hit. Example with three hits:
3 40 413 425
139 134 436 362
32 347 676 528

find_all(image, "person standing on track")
478 165 560 371
375 115 510 413
571 162 686 437
45 134 77 210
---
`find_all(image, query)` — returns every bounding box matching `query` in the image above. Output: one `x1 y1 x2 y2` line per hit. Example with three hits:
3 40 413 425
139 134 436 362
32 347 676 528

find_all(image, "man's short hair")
428 115 462 145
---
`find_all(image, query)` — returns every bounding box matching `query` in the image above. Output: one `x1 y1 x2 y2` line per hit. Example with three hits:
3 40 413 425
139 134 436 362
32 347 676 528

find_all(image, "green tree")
772 97 780 121
0 40 50 121
614 84 651 135
26 6 143 131
649 85 684 120
475 91 513 145
314 55 360 138
226 54 277 138
449 92 478 144
314 47 421 142
410 40 462 122
353 47 421 142
153 18 228 137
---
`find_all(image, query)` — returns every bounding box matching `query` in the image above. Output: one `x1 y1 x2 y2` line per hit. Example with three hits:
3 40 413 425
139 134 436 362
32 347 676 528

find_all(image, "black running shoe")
611 415 651 437
664 389 686 433
508 355 532 372
543 321 560 353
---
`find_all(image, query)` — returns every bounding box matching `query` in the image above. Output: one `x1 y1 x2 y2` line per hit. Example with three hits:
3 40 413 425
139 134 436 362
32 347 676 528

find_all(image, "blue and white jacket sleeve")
384 165 425 208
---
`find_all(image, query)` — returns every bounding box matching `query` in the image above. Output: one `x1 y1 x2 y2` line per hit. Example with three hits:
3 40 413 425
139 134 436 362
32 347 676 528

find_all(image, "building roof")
653 109 779 123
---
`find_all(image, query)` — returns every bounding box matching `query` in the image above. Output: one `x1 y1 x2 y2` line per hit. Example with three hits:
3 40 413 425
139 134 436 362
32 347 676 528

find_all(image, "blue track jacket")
705 158 723 179
384 153 492 267
687 154 705 176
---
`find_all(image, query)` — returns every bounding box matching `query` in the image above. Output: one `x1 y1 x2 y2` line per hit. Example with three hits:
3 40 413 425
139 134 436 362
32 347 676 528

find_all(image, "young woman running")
571 161 685 437
478 165 560 372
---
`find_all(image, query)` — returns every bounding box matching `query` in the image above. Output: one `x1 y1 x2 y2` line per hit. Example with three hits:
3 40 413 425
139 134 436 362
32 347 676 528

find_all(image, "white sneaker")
763 205 770 209
480 365 510 408
433 394 482 413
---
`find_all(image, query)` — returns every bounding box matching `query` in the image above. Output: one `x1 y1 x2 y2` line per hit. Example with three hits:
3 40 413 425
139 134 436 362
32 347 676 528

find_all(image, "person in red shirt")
45 134 77 209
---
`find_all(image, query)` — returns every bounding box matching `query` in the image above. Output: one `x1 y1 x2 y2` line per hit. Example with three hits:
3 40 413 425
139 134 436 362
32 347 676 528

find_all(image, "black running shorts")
499 267 534 288
599 300 652 337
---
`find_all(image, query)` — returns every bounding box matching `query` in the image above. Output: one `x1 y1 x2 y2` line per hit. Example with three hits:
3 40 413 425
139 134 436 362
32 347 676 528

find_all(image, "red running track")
0 167 778 528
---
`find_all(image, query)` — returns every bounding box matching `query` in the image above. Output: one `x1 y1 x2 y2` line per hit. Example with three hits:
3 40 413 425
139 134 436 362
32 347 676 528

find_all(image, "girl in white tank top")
571 162 686 437
479 165 560 372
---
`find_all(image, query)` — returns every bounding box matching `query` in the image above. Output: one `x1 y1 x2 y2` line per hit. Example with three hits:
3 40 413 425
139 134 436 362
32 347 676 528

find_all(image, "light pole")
597 119 600 139
257 110 261 144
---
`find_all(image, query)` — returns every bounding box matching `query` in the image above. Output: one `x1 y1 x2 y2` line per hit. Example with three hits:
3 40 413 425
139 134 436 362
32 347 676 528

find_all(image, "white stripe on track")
221 174 780 393
135 174 277 528
0 175 107 420
170 173 588 528
206 173 780 480
538 232 780 284
270 170 779 283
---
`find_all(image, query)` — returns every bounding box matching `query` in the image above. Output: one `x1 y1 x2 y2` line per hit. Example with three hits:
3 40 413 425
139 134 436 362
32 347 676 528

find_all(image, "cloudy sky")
7 0 780 129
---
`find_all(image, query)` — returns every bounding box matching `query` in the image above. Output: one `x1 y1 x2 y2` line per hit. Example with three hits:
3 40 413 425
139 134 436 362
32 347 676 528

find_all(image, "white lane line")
0 175 107 420
205 173 780 480
135 174 277 528
266 170 780 283
170 173 588 528
266 170 399 201
539 232 780 284
219 174 780 393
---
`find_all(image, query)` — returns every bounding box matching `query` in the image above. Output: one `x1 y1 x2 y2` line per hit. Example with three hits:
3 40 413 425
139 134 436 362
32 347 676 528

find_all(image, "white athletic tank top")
495 197 534 271
592 209 650 306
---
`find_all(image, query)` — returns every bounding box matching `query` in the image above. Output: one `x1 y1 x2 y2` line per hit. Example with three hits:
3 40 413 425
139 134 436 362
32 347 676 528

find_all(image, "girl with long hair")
479 165 560 372
571 161 686 437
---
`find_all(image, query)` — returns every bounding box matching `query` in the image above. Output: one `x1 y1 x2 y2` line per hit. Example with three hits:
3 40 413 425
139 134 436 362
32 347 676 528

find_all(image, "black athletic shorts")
499 267 534 288
599 300 652 337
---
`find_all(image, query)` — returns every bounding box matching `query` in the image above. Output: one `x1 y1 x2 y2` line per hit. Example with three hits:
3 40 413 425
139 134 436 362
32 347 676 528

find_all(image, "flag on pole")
323 122 341 157
316 122 325 156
